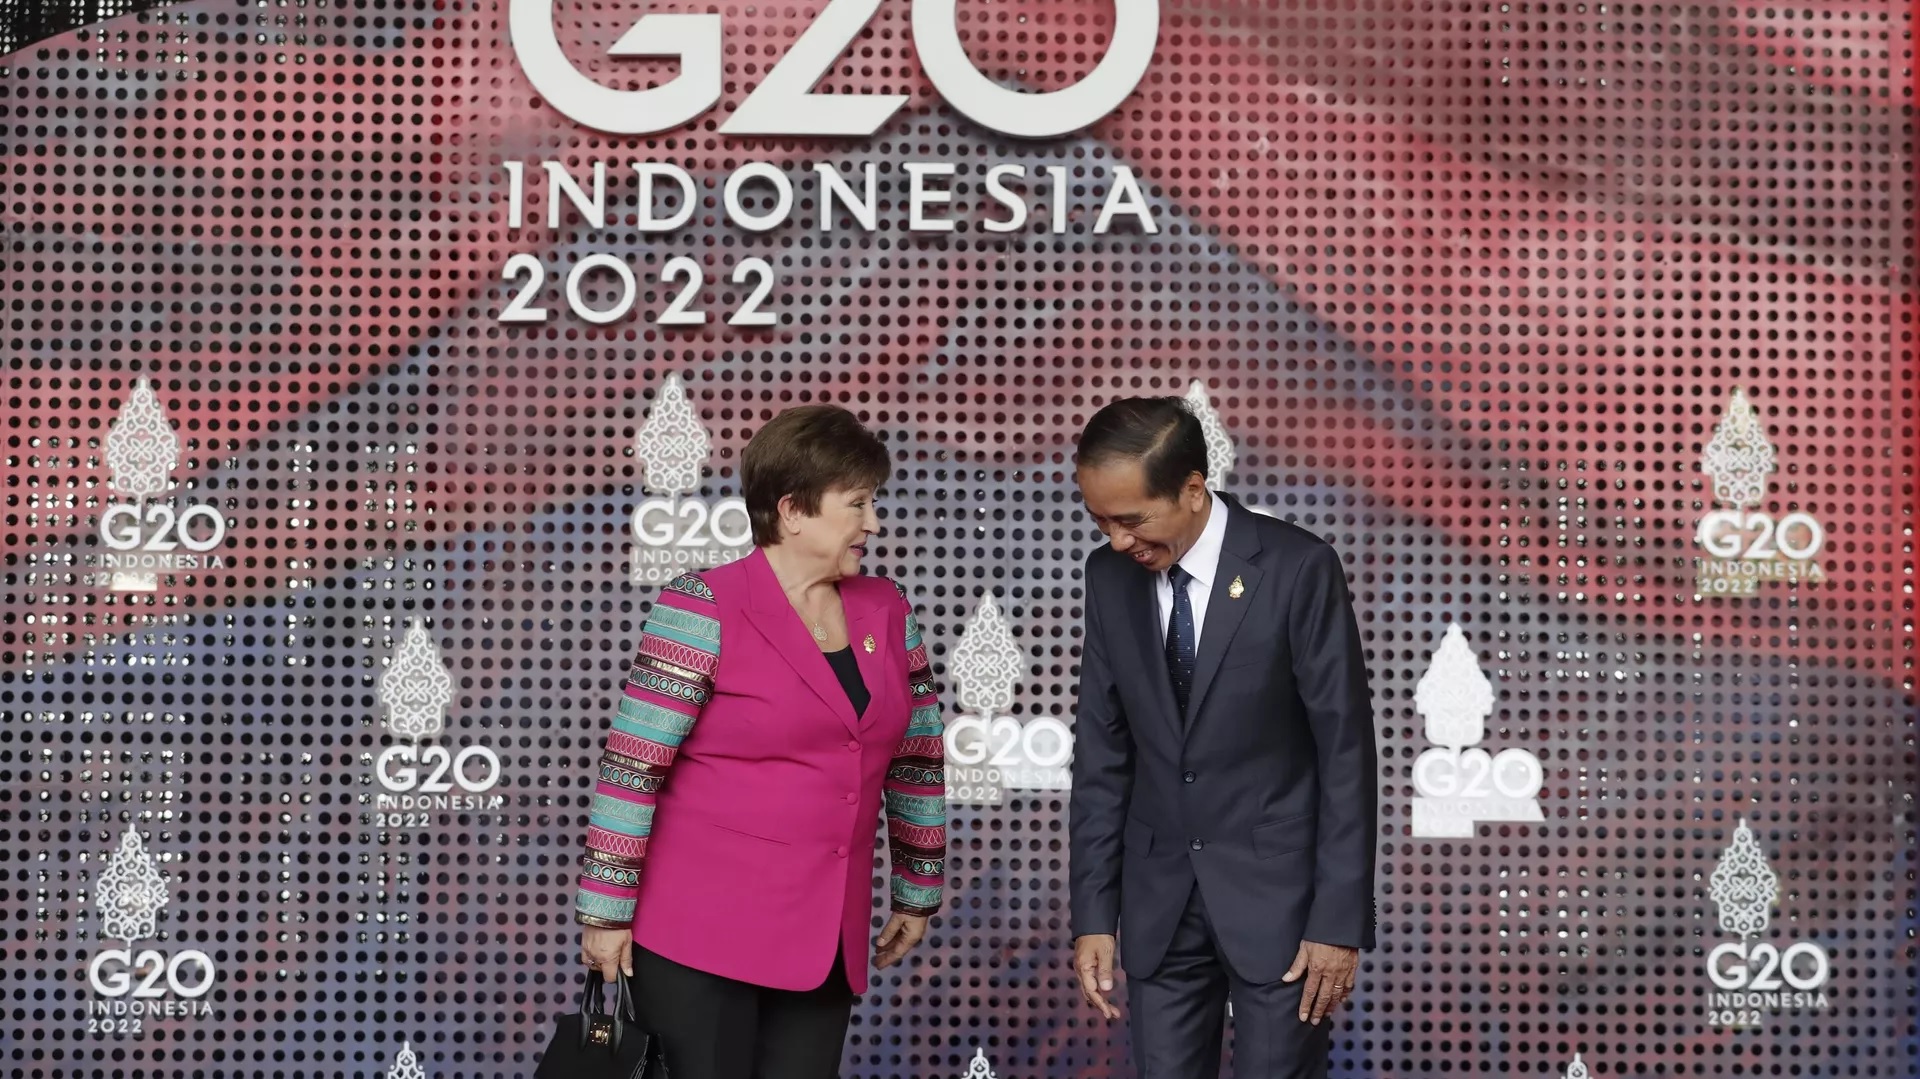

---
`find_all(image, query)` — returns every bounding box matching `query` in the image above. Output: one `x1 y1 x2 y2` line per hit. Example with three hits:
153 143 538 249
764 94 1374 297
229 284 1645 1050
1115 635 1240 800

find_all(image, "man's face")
1075 459 1211 574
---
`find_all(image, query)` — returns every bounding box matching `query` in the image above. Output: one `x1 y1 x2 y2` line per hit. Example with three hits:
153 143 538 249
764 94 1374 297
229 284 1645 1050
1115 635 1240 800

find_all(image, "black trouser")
628 943 856 1079
1129 881 1332 1079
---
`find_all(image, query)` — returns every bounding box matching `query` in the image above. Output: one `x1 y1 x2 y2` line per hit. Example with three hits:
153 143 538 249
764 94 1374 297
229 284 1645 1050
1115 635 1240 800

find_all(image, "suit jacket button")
846 792 858 804
847 740 860 752
1189 838 1204 851
835 846 847 858
1183 771 1196 783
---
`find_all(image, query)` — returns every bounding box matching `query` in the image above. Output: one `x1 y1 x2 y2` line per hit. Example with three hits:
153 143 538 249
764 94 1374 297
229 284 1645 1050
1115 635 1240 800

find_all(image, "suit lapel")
846 585 890 726
1184 497 1265 725
740 548 861 737
1116 555 1184 738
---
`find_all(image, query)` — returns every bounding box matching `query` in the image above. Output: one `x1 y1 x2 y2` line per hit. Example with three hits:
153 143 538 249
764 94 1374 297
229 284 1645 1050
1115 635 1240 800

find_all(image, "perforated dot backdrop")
2 0 1917 1076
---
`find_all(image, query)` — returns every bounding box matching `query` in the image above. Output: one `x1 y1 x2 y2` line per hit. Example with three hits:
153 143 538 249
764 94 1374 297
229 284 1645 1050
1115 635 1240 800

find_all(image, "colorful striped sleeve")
885 582 947 917
575 572 720 929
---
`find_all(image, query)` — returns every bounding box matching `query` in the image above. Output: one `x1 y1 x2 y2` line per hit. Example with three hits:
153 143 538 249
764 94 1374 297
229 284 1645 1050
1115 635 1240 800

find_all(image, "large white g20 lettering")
509 0 1159 138
89 948 217 999
1696 509 1824 561
1707 940 1830 992
376 744 503 794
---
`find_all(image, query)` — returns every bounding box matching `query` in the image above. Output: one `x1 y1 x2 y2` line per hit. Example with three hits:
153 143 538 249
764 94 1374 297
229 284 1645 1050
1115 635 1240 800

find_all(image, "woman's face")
785 485 880 578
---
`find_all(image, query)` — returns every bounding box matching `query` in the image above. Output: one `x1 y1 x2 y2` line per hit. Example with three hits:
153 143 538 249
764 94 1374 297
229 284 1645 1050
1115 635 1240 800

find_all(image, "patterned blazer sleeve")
885 582 947 917
575 572 720 929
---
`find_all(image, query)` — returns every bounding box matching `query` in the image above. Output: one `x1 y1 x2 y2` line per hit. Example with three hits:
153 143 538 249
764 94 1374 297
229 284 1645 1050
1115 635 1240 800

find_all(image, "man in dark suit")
1068 397 1378 1079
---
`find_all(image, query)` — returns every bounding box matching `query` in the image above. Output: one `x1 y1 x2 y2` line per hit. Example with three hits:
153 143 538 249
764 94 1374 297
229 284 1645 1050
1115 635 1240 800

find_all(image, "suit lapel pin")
1228 576 1245 599
863 633 876 653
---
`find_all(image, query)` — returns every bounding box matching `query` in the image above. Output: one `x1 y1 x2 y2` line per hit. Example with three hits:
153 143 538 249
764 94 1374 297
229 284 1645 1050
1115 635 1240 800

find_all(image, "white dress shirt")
1156 490 1229 648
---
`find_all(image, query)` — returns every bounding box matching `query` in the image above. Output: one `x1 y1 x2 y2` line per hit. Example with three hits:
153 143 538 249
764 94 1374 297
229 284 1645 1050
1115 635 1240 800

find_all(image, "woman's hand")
582 925 634 982
873 913 929 969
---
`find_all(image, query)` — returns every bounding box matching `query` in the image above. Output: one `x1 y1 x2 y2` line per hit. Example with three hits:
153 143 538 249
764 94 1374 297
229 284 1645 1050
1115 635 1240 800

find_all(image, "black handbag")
533 970 667 1079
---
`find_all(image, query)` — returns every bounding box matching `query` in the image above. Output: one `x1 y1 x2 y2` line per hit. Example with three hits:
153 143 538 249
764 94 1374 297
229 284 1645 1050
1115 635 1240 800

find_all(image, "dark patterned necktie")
1165 564 1197 717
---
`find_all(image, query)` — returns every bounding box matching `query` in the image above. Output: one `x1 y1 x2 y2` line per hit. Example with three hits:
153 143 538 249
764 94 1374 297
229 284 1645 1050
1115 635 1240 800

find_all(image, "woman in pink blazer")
576 404 946 1079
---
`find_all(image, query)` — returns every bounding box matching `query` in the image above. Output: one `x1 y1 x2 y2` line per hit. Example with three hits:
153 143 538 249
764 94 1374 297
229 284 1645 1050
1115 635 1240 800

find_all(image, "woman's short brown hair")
743 405 891 546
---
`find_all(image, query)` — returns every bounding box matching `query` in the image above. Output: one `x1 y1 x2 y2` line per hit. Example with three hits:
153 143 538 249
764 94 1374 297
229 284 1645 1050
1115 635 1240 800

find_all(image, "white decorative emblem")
380 618 455 744
386 1041 427 1079
1408 623 1543 838
961 1048 997 1079
97 823 169 945
951 592 1022 716
628 373 752 584
1701 818 1830 1027
372 617 506 821
1563 1052 1590 1079
104 378 179 502
1701 389 1774 510
633 373 711 496
99 377 228 591
1414 623 1494 749
84 820 220 1029
1693 388 1827 594
1183 380 1237 483
1183 380 1277 518
1708 817 1777 939
943 592 1071 804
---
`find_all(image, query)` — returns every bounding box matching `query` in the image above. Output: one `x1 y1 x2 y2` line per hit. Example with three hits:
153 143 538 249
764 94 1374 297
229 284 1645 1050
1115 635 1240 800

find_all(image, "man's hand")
1281 939 1358 1025
581 925 633 984
1073 934 1121 1020
874 913 929 969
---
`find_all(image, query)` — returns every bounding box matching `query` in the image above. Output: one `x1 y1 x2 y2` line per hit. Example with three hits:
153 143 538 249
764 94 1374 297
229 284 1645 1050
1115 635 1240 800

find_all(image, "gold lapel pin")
863 633 876 653
1228 576 1245 599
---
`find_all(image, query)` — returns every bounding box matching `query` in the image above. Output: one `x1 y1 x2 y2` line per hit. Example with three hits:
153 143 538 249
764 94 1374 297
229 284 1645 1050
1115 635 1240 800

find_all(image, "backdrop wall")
1 0 1915 1077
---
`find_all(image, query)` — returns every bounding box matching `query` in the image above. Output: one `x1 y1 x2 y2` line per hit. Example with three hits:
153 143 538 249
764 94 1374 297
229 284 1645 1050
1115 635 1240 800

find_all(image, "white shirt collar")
1171 490 1228 588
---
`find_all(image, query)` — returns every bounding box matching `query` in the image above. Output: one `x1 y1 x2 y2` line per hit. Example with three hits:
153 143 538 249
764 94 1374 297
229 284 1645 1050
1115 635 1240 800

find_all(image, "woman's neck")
762 543 836 597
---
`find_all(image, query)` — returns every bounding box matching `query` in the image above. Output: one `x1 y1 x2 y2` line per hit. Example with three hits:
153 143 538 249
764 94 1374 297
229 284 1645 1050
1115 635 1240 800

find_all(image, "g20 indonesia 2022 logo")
93 378 229 592
85 822 217 1036
944 591 1072 805
1702 818 1830 1028
372 618 506 826
628 374 753 585
1694 389 1828 595
496 3 1164 327
1407 623 1543 838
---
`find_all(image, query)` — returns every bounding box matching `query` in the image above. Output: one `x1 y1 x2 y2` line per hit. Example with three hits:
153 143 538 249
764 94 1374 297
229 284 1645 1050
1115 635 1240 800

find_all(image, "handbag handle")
609 969 633 1048
574 970 628 1052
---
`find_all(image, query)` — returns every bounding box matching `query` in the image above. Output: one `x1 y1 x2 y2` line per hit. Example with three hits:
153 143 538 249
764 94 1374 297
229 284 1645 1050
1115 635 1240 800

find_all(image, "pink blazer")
575 548 947 994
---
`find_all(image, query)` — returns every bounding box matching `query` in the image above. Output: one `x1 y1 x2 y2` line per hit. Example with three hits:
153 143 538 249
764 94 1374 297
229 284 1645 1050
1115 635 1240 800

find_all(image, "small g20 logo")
375 744 503 795
89 949 216 1000
945 715 1073 773
1695 509 1824 563
100 503 226 554
1707 940 1830 993
631 496 752 552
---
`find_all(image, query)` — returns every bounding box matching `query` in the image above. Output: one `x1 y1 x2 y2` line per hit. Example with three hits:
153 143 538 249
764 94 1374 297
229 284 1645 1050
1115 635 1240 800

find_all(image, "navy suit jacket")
1068 493 1379 983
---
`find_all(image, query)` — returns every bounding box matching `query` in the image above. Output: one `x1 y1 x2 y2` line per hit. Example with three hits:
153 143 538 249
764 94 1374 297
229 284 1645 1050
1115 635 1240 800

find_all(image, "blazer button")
846 740 860 752
835 846 847 858
846 792 858 804
1189 838 1204 851
1183 771 1196 783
